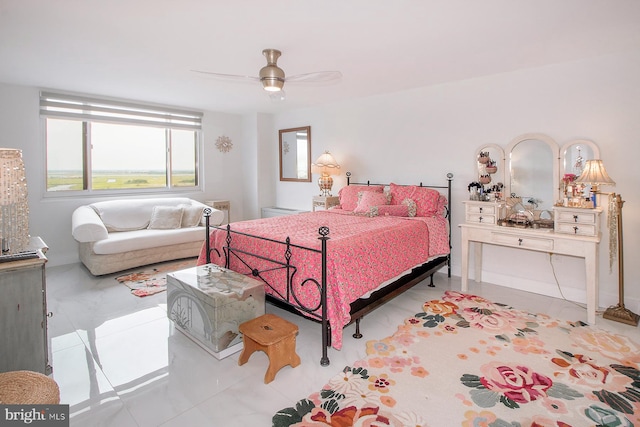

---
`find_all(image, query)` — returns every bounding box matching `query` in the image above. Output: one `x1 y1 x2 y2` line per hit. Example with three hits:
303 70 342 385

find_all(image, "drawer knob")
518 238 523 246
479 216 483 223
479 207 483 213
573 226 579 234
573 215 579 222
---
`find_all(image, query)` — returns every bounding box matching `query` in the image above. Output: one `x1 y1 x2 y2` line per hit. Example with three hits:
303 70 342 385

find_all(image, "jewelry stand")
603 193 639 326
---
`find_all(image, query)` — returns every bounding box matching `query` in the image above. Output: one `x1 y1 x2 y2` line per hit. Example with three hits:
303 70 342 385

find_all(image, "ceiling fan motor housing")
260 49 285 91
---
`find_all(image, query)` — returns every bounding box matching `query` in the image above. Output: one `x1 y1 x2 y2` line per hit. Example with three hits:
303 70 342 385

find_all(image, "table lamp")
311 151 340 196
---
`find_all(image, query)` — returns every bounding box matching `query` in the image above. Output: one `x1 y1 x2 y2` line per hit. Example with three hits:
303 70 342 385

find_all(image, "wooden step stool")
238 314 301 384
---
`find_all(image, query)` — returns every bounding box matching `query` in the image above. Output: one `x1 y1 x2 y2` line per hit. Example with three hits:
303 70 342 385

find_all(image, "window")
40 91 202 193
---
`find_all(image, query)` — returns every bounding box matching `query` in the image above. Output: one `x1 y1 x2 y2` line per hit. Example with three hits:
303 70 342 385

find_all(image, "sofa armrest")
206 207 225 226
72 206 109 242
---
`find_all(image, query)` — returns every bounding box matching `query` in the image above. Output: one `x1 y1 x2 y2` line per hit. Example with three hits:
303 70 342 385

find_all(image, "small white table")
312 195 340 211
205 200 231 223
460 223 601 324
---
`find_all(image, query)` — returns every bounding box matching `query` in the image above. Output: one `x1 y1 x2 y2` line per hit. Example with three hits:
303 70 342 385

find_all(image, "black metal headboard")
345 172 454 265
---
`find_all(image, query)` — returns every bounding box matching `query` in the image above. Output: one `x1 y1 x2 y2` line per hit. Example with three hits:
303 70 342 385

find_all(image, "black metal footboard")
201 173 453 366
204 214 333 366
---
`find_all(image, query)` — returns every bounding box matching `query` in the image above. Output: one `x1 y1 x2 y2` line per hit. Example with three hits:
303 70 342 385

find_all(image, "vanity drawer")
555 222 597 236
466 213 497 225
491 232 554 251
463 201 501 226
555 210 597 224
553 207 602 237
466 204 497 215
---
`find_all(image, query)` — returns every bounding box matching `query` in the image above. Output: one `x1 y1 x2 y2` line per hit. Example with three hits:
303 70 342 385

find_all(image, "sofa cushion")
179 204 205 227
90 198 194 232
148 206 183 229
92 227 205 255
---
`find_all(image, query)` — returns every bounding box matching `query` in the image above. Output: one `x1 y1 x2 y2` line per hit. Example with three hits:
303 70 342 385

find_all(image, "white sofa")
71 197 224 275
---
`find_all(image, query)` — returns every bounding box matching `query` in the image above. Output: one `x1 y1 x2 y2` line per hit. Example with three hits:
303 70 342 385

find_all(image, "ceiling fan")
191 49 342 100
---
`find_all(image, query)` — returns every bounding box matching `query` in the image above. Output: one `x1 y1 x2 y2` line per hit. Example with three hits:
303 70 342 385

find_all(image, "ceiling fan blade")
285 71 342 83
190 70 260 82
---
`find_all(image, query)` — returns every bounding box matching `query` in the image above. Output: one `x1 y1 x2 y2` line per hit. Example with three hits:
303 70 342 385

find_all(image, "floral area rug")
114 258 197 297
273 290 640 426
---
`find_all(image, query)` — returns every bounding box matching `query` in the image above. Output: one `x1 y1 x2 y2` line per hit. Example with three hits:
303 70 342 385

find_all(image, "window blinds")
39 91 202 131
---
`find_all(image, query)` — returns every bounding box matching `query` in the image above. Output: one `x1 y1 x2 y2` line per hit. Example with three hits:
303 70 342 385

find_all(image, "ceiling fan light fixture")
261 77 284 92
260 49 285 92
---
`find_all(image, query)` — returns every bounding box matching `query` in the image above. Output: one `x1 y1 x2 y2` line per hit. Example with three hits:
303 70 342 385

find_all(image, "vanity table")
462 134 605 324
460 208 602 324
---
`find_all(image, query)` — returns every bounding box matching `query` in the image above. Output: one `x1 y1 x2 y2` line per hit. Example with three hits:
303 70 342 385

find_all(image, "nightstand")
312 196 340 212
205 200 231 223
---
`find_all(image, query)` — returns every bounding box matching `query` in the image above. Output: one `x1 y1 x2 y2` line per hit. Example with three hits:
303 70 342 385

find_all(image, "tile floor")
45 261 639 426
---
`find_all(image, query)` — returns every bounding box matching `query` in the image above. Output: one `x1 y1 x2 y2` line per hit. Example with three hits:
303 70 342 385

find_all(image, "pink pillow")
389 183 440 217
338 185 384 211
354 191 388 214
369 204 409 217
436 195 448 216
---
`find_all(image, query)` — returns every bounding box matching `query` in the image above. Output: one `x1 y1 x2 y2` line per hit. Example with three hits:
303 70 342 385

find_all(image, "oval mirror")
506 133 559 211
279 126 311 182
560 139 600 177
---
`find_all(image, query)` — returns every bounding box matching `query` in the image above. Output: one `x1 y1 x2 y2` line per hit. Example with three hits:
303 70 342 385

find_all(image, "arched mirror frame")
560 139 600 177
505 133 560 210
279 126 312 182
475 143 505 192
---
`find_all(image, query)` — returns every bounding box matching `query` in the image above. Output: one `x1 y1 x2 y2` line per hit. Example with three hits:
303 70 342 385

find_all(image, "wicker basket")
0 370 60 404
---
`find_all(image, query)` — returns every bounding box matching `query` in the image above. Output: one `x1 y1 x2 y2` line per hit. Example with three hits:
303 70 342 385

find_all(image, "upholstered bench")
238 314 301 384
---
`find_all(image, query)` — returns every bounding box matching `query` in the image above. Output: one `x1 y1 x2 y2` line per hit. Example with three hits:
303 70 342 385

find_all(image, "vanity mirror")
279 126 311 182
472 134 602 213
506 133 559 211
474 144 505 200
560 139 599 177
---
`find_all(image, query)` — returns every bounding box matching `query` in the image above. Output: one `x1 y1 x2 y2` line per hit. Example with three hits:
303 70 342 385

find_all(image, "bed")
198 173 453 365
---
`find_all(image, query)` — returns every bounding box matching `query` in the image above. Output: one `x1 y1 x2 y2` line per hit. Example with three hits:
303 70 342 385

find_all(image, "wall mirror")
279 126 311 182
505 133 559 211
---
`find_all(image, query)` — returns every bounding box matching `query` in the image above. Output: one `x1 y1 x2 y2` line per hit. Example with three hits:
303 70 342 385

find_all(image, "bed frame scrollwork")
204 173 453 366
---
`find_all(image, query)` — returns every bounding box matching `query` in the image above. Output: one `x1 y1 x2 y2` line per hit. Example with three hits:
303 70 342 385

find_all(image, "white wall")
270 49 640 314
0 83 247 267
2 48 639 315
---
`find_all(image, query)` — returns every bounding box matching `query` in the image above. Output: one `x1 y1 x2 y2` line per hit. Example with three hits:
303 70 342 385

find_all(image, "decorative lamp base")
318 175 333 196
603 304 640 326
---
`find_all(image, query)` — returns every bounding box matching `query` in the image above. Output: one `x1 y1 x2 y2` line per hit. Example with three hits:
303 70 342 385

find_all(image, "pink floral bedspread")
197 210 449 349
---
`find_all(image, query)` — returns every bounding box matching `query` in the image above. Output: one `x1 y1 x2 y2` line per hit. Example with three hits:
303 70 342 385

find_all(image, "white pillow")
148 206 183 229
179 204 205 228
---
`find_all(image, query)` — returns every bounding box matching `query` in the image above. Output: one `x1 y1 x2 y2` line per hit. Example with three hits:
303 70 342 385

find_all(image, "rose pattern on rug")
115 258 197 297
273 290 640 427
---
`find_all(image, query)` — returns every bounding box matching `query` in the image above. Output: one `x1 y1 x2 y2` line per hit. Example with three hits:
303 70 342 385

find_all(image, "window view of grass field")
46 118 198 192
47 171 196 191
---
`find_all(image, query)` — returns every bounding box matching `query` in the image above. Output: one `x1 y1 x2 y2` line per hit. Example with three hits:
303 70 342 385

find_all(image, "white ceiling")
2 1 640 115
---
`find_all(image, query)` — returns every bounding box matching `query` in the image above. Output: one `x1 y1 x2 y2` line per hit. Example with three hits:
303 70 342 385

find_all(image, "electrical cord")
548 253 605 315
